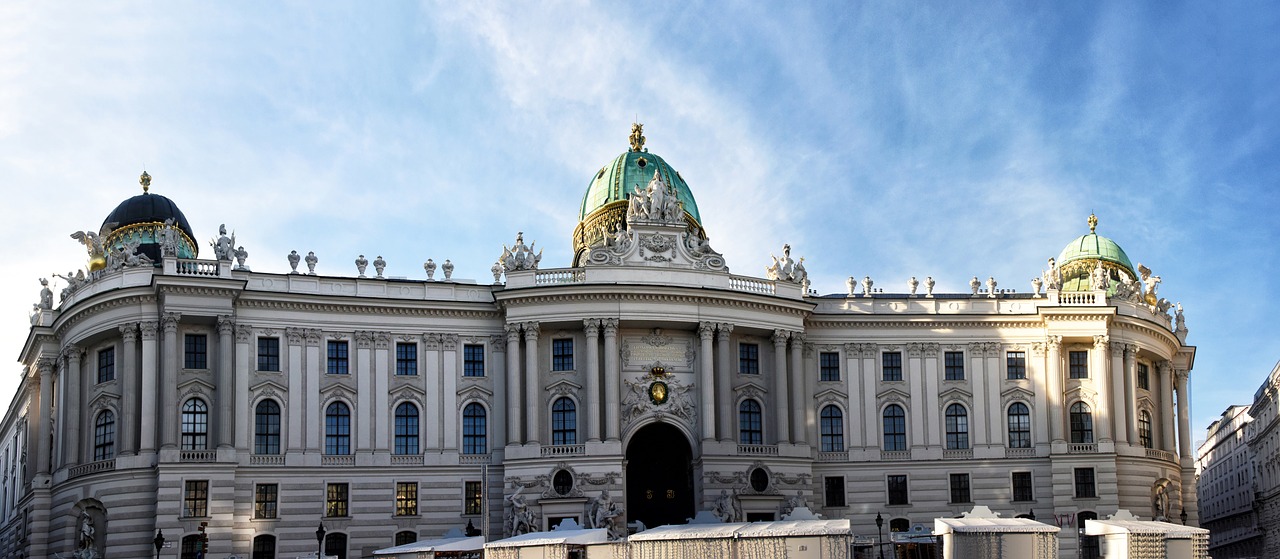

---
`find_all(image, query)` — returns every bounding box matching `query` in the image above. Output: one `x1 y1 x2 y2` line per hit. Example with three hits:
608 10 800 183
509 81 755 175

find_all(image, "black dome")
102 193 196 241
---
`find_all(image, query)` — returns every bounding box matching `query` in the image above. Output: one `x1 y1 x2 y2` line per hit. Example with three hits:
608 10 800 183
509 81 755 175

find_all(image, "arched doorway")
626 422 694 528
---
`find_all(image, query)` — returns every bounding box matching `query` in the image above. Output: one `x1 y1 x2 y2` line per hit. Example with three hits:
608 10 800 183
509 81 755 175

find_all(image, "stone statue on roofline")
374 255 387 278
925 276 935 297
355 255 368 277
1090 260 1111 291
37 278 52 310
1042 258 1062 291
766 244 807 284
158 218 180 258
1031 275 1043 297
233 246 249 270
210 224 235 261
969 276 981 296
501 232 542 272
908 276 919 296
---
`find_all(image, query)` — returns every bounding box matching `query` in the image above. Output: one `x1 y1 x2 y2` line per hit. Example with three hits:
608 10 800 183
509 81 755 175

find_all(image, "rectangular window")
254 484 278 519
326 483 349 517
395 342 417 376
257 338 280 372
944 351 965 381
819 352 840 382
327 340 349 374
1012 472 1034 502
183 480 209 518
464 481 483 515
739 343 760 374
1006 351 1027 380
463 344 485 377
396 482 418 516
1138 363 1150 390
552 339 574 371
97 347 115 384
882 352 903 381
1074 468 1096 498
824 476 846 507
949 473 971 504
887 475 909 505
1069 350 1089 379
184 334 207 369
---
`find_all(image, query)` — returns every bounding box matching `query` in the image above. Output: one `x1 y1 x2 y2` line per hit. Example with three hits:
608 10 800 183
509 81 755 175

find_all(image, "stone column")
1123 345 1139 444
1046 336 1064 443
1161 361 1176 452
216 316 235 449
1175 368 1196 521
423 334 442 450
1030 343 1050 446
505 325 522 445
234 325 252 450
119 325 138 456
36 358 54 475
698 322 716 442
63 346 83 464
603 319 621 442
772 330 791 444
160 312 181 449
789 333 807 445
440 334 458 450
844 343 864 448
523 322 541 444
374 332 393 453
139 321 159 453
298 329 318 452
1109 342 1128 445
584 319 602 443
715 324 734 442
921 344 940 448
1092 336 1112 442
968 343 988 447
490 334 508 448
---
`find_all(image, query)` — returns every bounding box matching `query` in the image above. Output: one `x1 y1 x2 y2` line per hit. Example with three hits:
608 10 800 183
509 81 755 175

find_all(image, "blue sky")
2 1 1277 442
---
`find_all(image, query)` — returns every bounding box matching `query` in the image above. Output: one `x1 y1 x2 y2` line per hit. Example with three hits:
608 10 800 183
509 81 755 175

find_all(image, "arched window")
395 531 417 546
181 535 202 559
883 405 906 451
324 532 348 559
394 402 419 455
551 398 577 445
325 402 351 455
1139 410 1153 449
251 535 276 559
181 398 208 450
1007 403 1031 449
819 405 844 452
462 403 487 455
889 518 910 532
739 399 763 445
93 410 115 461
1078 511 1100 559
945 403 969 450
1070 402 1094 444
254 399 281 455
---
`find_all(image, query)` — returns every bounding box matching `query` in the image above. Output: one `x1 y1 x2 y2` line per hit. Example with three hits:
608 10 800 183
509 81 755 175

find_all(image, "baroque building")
2 126 1196 559
1246 361 1280 559
1196 404 1262 558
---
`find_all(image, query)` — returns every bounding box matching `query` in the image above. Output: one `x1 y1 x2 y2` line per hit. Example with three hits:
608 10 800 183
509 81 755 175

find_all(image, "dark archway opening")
625 422 694 528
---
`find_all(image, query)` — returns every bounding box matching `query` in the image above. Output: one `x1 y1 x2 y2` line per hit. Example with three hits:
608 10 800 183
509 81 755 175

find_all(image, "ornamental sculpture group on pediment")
764 244 808 288
500 231 542 273
626 169 684 225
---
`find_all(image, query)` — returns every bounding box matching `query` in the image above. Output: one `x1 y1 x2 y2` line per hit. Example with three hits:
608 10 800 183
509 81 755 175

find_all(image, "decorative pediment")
1000 386 1035 403
1064 385 1099 408
546 379 582 399
88 392 120 414
876 386 911 402
391 384 426 406
938 386 973 403
813 387 847 407
1136 395 1155 415
250 379 289 402
458 384 494 404
733 381 767 402
320 383 356 404
178 378 217 401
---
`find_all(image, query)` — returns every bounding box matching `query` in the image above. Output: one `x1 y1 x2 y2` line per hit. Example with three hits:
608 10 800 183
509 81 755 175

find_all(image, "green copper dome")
1056 214 1137 291
579 149 701 224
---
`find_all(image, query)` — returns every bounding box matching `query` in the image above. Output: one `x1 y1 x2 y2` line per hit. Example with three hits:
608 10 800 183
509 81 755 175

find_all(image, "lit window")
254 484 278 519
326 483 349 517
464 481 483 515
183 480 209 518
396 482 418 516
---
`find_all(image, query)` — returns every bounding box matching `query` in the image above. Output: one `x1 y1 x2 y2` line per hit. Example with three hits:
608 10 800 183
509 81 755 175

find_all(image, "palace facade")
1 127 1196 559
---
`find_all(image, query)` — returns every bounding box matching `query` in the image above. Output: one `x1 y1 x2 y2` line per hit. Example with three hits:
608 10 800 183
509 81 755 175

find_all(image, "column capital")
716 323 734 340
523 322 541 340
286 327 305 346
1124 343 1140 357
1045 335 1062 349
583 318 601 336
119 322 138 343
505 323 522 339
60 344 83 363
160 312 181 334
235 324 253 343
698 322 716 339
355 330 375 349
1093 334 1109 350
1030 341 1046 356
217 315 235 335
305 328 323 346
859 343 878 358
1110 340 1125 357
772 329 790 346
489 334 507 350
1157 360 1173 375
1174 368 1190 385
601 318 618 336
441 333 458 351
36 357 56 378
923 342 939 357
139 320 159 341
790 332 806 349
906 342 922 358
424 333 443 350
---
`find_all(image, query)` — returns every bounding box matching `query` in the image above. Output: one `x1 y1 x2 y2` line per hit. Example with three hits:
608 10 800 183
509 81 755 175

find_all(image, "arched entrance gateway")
625 422 695 529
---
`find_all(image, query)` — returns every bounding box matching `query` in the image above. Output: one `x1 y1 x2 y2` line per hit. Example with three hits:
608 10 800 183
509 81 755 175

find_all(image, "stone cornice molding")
500 290 811 318
236 298 500 320
806 315 1044 330
52 293 158 339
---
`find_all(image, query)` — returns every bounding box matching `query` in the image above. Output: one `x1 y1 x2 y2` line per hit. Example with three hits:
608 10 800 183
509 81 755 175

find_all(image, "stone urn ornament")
424 259 436 280
305 251 318 275
355 255 368 277
288 250 301 274
374 256 386 278
442 259 454 280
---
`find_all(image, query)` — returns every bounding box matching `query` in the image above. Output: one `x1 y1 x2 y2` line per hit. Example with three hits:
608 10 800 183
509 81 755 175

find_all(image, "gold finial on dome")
140 171 152 193
1088 213 1098 234
628 122 645 152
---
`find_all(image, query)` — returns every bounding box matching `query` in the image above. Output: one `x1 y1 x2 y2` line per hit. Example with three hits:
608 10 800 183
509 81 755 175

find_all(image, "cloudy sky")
2 2 1277 440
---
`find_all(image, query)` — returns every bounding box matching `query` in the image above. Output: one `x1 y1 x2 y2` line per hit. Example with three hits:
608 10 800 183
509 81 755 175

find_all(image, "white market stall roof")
483 528 610 549
373 536 485 556
1084 520 1209 538
628 518 852 541
935 517 1061 535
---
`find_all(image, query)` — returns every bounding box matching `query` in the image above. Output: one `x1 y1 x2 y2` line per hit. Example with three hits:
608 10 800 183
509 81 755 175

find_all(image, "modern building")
1 126 1197 559
1196 405 1261 558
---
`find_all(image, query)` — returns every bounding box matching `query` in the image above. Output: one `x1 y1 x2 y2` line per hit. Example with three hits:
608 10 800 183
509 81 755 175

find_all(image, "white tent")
483 527 610 559
371 535 485 559
935 508 1060 559
628 514 852 559
1084 511 1209 559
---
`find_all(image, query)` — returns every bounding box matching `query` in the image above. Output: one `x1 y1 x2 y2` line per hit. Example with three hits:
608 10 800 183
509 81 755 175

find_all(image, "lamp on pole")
1180 510 1188 525
315 523 326 559
153 529 164 559
875 512 885 559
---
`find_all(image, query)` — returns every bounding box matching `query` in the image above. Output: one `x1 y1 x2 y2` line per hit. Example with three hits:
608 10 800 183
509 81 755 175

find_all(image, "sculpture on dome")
629 122 646 152
1042 258 1062 291
305 251 318 275
54 270 86 301
627 171 684 224
1137 263 1160 304
287 250 301 274
1090 261 1111 291
37 278 52 310
684 230 716 257
501 232 542 272
355 255 368 277
70 222 116 271
210 224 235 261
1175 303 1185 331
158 218 181 258
119 238 154 268
374 256 387 278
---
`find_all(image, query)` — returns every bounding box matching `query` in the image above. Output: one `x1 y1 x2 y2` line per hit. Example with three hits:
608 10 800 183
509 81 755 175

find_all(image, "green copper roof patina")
578 124 701 224
1056 214 1137 291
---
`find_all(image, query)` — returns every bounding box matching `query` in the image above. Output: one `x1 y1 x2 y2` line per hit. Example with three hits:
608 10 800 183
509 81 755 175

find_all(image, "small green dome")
578 150 701 225
1056 215 1137 291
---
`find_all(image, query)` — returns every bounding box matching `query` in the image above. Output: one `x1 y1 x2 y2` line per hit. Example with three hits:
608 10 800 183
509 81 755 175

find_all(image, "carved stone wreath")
639 234 675 262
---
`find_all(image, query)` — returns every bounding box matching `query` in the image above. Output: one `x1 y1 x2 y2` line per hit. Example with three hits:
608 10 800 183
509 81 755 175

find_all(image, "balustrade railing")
1005 447 1036 458
534 269 586 285
943 449 974 460
460 454 492 465
69 459 116 478
541 444 585 457
729 275 775 295
737 444 779 456
250 455 285 466
391 455 423 466
173 259 221 277
1145 448 1177 462
880 450 911 461
180 450 217 463
321 455 355 466
1067 443 1099 454
817 451 848 462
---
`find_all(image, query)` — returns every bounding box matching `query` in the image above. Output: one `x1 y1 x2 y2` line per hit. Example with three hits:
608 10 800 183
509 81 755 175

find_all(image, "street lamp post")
1180 510 1188 525
875 512 885 559
316 523 326 559
153 529 164 559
